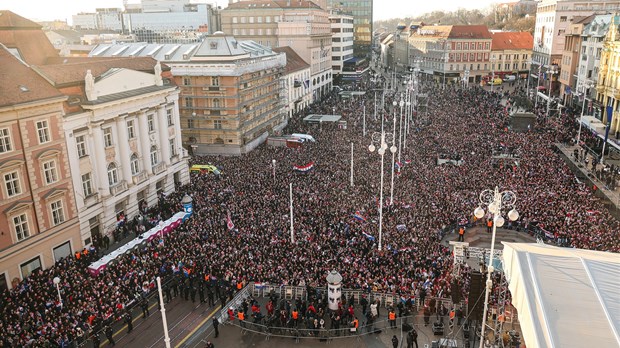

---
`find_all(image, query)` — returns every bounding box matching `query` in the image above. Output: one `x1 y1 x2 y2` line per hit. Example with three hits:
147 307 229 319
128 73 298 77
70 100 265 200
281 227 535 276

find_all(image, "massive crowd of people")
0 68 618 347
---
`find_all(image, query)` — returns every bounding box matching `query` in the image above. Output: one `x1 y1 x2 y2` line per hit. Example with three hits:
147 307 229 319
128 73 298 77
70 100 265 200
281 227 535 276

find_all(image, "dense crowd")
0 69 618 347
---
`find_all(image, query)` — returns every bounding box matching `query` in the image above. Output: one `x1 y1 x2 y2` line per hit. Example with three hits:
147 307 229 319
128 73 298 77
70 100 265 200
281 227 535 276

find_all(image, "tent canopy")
502 242 620 348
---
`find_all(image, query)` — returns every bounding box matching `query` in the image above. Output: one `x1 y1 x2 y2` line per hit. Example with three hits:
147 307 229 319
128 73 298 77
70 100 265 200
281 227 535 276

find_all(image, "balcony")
152 162 166 175
83 193 99 207
170 154 180 163
132 171 148 185
110 180 128 196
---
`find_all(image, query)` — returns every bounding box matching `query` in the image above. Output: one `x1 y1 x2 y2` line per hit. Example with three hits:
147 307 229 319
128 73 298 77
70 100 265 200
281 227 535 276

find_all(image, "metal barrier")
251 282 415 309
218 282 254 323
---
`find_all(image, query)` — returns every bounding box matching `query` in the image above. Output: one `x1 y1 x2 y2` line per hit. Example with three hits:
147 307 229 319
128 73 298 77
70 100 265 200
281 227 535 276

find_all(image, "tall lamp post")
156 276 172 348
272 159 276 184
368 130 396 251
473 187 519 348
577 80 594 145
490 57 497 93
546 66 558 116
53 277 62 309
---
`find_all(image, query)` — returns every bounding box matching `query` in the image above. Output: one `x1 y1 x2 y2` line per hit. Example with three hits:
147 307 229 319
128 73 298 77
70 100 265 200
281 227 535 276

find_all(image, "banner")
604 105 613 146
226 211 235 230
293 161 314 172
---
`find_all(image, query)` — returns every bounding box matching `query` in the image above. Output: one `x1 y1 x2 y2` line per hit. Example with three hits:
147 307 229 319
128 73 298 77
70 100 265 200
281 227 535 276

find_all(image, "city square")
1 1 620 348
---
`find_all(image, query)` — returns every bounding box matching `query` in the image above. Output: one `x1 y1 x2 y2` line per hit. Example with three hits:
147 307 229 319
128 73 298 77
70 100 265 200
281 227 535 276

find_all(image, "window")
42 160 58 184
232 17 237 24
183 77 191 86
167 109 174 126
81 173 93 197
4 171 21 197
36 120 50 144
147 114 155 132
187 119 194 129
53 241 72 262
150 146 158 166
127 120 135 139
107 163 118 186
184 97 193 107
214 120 222 129
50 200 65 225
76 135 87 157
20 255 40 279
130 154 140 175
213 99 220 108
14 213 29 241
0 128 12 153
212 76 219 86
169 139 176 157
103 128 113 147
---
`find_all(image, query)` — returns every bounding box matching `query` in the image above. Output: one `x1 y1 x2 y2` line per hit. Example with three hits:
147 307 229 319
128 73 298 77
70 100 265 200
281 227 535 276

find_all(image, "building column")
157 106 171 165
115 117 132 182
137 111 153 174
172 101 183 158
91 125 110 196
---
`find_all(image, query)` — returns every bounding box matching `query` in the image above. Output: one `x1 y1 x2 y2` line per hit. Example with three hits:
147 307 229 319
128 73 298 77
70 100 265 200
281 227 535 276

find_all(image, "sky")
1 0 499 23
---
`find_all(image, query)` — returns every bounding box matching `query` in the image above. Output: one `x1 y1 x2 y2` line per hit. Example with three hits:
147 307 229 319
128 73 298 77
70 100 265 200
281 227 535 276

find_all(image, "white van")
503 75 516 82
291 133 316 142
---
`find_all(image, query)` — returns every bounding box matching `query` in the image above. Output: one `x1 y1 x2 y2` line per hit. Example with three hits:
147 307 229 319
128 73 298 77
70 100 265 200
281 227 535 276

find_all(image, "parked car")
487 77 503 86
503 75 516 82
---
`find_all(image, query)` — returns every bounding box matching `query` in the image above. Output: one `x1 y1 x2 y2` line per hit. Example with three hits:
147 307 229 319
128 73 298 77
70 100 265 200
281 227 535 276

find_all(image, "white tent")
502 242 620 348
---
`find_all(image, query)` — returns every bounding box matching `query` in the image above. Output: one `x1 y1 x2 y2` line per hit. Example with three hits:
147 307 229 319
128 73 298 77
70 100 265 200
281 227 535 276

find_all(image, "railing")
251 282 428 310
152 162 166 175
110 180 128 196
83 193 99 207
132 171 148 185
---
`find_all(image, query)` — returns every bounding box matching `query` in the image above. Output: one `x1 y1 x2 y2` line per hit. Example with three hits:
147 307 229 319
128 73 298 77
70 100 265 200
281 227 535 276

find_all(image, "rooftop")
225 0 322 10
490 31 534 51
0 44 64 108
272 46 309 74
449 25 492 40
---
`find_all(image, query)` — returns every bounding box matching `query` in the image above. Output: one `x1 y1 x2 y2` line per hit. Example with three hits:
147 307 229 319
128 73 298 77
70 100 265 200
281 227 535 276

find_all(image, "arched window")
150 146 158 167
107 163 118 186
130 154 140 175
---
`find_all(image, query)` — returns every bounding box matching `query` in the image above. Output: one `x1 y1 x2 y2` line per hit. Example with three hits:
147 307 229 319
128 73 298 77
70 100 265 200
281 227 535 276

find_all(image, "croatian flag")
542 229 554 239
293 161 314 172
362 232 376 241
226 211 235 231
352 211 367 222
255 282 266 290
395 162 402 171
404 160 411 165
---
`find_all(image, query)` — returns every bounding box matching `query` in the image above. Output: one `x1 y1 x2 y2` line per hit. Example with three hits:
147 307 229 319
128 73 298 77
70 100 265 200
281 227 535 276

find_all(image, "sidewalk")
555 142 620 212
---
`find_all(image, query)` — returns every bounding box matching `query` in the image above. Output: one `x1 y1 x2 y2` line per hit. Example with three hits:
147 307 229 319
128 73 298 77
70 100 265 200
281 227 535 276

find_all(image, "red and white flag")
226 211 235 230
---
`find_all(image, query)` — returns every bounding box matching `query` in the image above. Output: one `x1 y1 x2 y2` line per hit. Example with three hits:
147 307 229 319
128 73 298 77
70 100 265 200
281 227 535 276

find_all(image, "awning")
502 242 620 348
580 115 620 152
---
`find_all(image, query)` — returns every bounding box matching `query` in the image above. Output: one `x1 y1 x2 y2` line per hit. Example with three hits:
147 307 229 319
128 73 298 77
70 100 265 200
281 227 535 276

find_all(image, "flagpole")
289 183 294 244
350 142 354 187
363 105 366 136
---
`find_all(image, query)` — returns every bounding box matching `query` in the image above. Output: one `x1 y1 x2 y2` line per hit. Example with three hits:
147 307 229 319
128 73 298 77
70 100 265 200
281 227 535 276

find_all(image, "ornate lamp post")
473 187 519 348
53 277 62 309
368 130 396 251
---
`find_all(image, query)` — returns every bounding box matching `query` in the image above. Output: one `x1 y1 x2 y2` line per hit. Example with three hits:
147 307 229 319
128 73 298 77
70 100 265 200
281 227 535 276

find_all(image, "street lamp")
577 81 594 146
156 276 172 348
272 159 276 184
398 99 405 164
464 70 470 88
546 66 558 116
368 129 396 251
53 277 62 309
473 187 519 348
490 56 497 93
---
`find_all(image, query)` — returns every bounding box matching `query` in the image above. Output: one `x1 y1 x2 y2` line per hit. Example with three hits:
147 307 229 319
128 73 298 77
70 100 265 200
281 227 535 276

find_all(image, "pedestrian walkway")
556 142 620 212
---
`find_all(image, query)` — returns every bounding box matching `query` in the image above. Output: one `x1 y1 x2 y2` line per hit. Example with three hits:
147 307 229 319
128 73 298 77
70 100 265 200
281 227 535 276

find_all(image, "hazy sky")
1 0 499 23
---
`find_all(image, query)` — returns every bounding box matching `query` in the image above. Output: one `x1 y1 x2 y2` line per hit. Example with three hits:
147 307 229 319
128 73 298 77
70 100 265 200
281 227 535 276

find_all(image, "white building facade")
329 13 354 75
61 65 189 243
532 0 620 69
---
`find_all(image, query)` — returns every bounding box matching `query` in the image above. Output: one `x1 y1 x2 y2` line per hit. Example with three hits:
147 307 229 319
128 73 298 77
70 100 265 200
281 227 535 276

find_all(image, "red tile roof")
272 46 309 74
0 11 59 65
0 46 64 107
32 57 161 86
449 25 492 40
491 31 534 51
